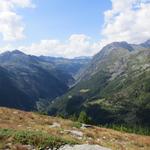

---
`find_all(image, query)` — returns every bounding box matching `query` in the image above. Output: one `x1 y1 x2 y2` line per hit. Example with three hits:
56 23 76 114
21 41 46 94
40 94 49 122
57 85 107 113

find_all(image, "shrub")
78 111 91 124
72 122 82 129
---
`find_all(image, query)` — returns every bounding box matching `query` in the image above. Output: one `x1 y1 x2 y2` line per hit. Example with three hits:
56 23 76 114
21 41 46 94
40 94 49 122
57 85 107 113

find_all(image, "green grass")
72 122 82 129
0 128 77 149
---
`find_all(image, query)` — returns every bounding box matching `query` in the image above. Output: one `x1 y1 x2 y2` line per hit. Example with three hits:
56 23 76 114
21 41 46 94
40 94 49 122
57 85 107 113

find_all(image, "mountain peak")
110 41 128 45
0 50 25 56
140 39 150 48
94 41 134 61
144 39 150 44
11 50 25 55
106 41 134 52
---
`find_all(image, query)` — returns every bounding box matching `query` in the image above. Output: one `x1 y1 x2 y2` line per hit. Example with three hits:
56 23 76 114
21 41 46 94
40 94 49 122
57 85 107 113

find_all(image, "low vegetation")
103 124 150 136
0 128 76 149
0 107 150 150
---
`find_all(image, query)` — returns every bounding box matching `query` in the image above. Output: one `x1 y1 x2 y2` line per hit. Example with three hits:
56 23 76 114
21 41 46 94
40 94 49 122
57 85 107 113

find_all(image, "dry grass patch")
0 107 150 150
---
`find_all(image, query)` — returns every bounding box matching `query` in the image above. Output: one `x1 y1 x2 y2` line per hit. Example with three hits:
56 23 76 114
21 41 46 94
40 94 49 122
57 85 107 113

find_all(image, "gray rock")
49 122 61 128
64 130 83 138
81 124 93 129
59 144 111 150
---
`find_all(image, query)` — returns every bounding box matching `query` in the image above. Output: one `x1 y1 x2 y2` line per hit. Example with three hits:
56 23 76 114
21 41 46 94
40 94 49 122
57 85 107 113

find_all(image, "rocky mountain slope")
0 50 90 110
48 40 150 127
0 107 150 150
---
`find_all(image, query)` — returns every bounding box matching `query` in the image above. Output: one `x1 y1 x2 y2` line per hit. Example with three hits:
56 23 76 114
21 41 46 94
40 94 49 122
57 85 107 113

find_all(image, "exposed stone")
13 111 18 114
64 130 83 138
12 144 35 150
49 122 61 128
81 124 93 129
59 144 111 150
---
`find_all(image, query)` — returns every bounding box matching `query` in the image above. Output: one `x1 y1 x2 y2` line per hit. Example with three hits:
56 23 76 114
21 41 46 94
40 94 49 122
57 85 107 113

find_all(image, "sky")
0 0 150 58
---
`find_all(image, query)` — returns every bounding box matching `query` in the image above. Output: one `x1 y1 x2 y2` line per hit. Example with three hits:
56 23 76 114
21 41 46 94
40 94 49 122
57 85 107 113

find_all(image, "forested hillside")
48 40 150 127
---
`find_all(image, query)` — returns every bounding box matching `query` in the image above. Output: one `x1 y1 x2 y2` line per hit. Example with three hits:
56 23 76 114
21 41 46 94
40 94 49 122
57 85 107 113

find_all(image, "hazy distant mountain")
0 50 90 110
39 55 91 80
140 39 150 48
48 40 150 126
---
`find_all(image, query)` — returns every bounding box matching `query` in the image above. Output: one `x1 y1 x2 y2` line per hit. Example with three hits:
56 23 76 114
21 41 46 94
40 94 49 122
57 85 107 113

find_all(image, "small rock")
81 124 93 129
7 143 12 146
97 138 101 142
13 111 18 114
88 137 93 141
17 125 22 127
49 122 61 128
64 130 83 138
13 144 35 150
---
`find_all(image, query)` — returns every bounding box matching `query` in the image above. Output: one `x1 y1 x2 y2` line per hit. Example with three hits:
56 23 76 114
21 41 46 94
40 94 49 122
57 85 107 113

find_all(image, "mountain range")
47 40 150 126
0 40 150 127
0 50 90 110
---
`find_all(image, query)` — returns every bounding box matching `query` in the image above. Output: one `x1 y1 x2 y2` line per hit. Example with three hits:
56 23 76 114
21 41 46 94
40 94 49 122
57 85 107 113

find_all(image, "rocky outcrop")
59 144 111 150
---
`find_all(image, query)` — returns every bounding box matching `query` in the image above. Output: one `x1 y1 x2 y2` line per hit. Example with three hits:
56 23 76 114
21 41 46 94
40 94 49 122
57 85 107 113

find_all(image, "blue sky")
20 0 111 43
0 0 150 57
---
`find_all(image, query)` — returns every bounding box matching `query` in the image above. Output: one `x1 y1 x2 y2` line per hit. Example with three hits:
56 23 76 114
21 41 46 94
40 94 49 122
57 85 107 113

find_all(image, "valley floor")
0 107 150 150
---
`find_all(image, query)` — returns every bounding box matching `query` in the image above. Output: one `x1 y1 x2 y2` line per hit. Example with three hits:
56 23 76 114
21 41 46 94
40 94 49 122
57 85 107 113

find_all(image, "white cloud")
1 0 150 58
21 0 150 58
20 34 98 58
0 0 34 41
101 0 150 45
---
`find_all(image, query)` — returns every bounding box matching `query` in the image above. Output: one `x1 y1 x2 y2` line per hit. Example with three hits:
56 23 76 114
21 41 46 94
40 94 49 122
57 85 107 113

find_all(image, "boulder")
59 144 111 150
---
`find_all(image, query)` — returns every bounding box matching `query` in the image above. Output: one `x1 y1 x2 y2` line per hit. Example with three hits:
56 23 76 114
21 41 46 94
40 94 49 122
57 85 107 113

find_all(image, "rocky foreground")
0 107 150 150
11 144 111 150
60 144 111 150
